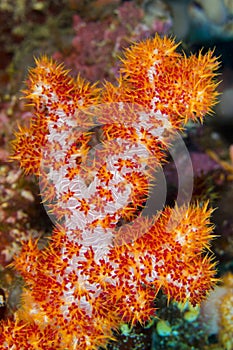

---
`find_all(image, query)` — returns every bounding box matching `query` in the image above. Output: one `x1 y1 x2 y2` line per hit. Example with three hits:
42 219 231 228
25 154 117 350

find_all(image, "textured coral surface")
0 35 220 349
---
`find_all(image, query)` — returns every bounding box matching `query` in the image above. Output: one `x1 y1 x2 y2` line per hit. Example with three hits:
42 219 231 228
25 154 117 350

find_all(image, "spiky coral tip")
11 56 100 175
117 34 220 125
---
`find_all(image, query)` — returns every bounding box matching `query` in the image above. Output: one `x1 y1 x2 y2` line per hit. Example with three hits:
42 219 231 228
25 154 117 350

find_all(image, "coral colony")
1 35 219 349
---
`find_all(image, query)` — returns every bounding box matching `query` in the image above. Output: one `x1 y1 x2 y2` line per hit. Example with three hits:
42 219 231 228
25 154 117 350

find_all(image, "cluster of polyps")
1 35 220 349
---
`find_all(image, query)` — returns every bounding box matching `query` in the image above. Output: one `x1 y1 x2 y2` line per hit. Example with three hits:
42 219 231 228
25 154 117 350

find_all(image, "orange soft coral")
103 35 219 124
11 56 100 175
2 35 220 349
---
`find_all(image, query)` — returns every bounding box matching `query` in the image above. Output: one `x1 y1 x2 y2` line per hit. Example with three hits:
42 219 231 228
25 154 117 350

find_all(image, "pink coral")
53 2 169 83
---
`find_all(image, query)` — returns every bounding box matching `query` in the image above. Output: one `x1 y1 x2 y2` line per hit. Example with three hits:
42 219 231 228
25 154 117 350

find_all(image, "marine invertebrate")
0 35 219 349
